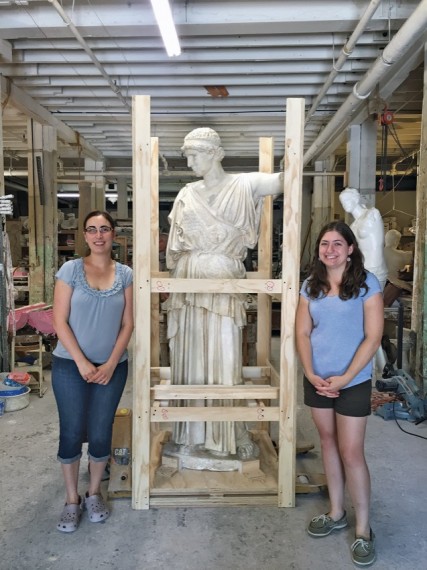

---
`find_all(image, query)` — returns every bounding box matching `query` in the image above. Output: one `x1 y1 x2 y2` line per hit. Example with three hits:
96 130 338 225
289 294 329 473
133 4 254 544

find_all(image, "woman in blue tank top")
296 221 383 567
52 210 133 533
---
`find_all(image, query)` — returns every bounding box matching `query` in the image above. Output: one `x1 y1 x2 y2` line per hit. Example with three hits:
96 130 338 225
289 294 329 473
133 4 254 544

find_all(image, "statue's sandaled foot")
236 433 260 460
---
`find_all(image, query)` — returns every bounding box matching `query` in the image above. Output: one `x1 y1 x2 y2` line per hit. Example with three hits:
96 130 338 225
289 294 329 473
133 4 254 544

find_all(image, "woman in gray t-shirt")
52 210 133 533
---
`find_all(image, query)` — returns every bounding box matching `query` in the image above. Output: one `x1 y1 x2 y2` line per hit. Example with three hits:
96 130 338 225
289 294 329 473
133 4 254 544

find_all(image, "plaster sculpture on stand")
339 186 388 376
384 229 413 290
163 127 283 469
339 187 388 289
60 212 78 230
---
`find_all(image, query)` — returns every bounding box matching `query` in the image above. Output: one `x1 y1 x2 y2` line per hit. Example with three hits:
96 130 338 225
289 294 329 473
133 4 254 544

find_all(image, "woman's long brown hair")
305 220 368 300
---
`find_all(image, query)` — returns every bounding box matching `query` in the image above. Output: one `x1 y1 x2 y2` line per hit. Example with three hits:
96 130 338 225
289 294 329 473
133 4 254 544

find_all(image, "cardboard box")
108 408 132 496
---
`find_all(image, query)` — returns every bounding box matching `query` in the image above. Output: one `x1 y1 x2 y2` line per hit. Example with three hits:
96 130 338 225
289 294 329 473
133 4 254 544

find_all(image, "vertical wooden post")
311 160 330 256
117 177 129 219
85 158 105 211
132 95 152 509
150 137 160 367
27 120 45 303
412 42 427 392
327 155 336 221
42 126 57 301
257 138 274 366
76 181 92 257
278 98 304 507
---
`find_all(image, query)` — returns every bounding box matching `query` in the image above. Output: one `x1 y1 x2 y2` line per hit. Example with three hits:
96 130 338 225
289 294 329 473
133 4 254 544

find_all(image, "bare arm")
295 295 334 390
250 171 284 199
52 279 97 379
317 292 384 394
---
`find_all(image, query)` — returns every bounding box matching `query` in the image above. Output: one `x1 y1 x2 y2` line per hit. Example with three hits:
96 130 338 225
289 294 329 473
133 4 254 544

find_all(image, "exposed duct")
303 0 427 166
305 0 382 123
48 0 131 111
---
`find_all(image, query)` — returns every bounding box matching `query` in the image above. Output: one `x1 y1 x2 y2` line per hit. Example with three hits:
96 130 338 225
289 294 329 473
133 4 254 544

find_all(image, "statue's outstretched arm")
251 171 284 199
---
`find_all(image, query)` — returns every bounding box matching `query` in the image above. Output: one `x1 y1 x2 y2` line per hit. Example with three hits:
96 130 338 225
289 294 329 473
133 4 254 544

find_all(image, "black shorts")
303 376 372 417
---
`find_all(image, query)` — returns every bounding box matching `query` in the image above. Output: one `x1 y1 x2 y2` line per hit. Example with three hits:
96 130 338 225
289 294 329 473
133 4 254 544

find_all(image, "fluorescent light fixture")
150 0 181 57
58 193 118 199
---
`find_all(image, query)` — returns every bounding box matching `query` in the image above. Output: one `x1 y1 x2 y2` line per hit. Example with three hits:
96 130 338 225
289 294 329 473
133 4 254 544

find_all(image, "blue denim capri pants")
52 355 128 464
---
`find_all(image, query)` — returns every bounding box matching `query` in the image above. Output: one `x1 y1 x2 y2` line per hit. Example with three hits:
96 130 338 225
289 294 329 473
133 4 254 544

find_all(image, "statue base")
162 441 260 473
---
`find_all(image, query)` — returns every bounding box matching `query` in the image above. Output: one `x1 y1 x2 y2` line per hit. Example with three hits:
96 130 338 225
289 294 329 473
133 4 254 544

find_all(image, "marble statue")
339 187 388 376
164 127 283 462
384 229 413 287
339 187 388 289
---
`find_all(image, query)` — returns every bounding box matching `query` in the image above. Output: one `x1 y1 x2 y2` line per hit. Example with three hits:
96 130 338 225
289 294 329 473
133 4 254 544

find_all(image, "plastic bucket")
2 386 31 412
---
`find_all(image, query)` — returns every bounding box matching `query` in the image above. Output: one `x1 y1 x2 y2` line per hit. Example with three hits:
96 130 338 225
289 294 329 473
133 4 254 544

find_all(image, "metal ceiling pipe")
305 0 382 123
303 0 427 166
48 0 131 111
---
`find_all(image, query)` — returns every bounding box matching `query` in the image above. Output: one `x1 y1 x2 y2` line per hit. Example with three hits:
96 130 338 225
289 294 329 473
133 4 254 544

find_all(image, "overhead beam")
0 1 419 38
0 39 12 62
0 76 102 160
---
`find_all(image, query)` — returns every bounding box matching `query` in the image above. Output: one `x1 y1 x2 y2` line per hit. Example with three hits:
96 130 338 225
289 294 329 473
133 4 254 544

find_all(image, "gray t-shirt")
300 271 381 389
53 258 133 364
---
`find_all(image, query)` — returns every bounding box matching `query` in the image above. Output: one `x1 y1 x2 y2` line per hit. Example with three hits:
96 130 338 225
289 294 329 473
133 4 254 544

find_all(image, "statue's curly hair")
305 220 368 300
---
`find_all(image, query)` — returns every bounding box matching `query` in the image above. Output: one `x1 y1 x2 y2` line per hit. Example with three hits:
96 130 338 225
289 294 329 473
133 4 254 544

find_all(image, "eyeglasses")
84 226 113 234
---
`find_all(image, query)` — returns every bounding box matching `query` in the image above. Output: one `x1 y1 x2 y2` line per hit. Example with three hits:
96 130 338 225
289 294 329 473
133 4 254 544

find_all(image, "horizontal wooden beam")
0 75 103 160
151 406 280 422
151 385 279 400
150 278 282 294
151 366 272 380
149 496 278 507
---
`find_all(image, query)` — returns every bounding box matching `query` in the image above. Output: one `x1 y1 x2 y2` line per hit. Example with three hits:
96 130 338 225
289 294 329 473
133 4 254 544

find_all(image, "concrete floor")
1 339 426 570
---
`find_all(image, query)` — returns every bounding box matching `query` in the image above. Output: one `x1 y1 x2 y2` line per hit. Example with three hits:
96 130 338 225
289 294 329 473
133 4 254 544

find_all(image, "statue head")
181 128 225 160
385 229 401 248
339 187 361 213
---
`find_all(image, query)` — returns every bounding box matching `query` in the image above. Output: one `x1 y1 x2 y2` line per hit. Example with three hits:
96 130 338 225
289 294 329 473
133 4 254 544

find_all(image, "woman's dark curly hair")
305 220 368 300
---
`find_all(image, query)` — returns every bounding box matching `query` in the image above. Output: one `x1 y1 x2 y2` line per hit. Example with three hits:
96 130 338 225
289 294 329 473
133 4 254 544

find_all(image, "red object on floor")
7 372 31 385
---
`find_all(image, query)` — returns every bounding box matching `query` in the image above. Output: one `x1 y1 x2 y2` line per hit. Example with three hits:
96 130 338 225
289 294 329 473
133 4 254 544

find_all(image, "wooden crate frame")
132 95 304 509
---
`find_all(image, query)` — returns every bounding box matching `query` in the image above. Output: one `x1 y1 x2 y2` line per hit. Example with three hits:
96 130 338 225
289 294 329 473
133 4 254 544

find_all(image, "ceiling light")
58 192 118 199
150 0 181 57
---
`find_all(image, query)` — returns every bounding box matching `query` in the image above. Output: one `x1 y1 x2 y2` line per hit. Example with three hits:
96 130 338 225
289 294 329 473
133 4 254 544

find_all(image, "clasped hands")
79 360 114 385
309 374 350 398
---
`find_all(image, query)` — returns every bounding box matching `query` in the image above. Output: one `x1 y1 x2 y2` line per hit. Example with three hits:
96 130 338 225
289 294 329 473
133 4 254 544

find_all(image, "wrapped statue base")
162 437 260 473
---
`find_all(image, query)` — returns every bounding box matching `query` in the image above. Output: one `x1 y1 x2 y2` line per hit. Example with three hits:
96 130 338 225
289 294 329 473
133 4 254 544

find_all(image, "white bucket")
3 386 31 412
